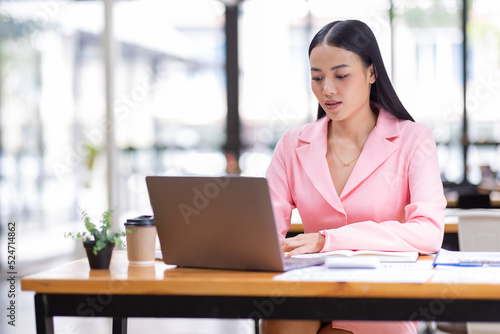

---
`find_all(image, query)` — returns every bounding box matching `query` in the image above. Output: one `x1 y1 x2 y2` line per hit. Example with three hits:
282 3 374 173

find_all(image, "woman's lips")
325 100 341 111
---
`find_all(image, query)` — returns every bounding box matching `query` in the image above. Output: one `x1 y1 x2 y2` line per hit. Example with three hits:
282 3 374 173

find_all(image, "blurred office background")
1 0 500 270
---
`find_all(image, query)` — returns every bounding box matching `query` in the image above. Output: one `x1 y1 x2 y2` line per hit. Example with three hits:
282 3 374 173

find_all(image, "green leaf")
68 208 121 253
94 239 107 255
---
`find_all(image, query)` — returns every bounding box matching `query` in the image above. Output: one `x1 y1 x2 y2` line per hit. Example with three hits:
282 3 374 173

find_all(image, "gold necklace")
330 137 361 167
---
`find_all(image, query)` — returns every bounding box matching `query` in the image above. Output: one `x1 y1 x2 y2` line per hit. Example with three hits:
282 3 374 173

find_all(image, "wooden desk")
22 252 500 334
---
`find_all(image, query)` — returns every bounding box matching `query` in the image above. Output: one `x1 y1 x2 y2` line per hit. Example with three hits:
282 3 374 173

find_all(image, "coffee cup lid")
125 215 155 226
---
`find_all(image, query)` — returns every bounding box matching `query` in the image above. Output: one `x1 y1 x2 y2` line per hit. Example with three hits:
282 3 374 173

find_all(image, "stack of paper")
274 261 435 283
292 250 419 263
433 249 500 267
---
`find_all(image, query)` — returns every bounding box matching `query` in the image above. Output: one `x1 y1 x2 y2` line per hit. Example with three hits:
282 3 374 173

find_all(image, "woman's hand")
281 233 325 257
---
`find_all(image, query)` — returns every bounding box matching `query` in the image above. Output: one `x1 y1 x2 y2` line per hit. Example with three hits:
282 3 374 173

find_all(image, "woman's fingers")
281 233 325 256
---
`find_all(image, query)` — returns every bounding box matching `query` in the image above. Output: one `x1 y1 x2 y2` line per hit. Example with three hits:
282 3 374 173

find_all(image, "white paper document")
433 249 500 267
432 266 500 284
292 250 419 263
274 261 435 283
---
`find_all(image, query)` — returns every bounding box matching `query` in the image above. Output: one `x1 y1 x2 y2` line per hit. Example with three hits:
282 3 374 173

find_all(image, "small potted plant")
66 209 126 269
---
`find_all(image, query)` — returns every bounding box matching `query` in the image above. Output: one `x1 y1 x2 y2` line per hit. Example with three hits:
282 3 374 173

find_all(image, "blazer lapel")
296 117 346 213
340 110 400 198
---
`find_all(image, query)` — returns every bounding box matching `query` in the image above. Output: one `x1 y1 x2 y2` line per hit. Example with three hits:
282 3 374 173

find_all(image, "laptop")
146 176 324 271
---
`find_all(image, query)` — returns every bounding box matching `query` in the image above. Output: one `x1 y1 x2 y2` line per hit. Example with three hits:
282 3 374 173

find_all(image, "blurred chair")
438 209 500 334
458 209 500 251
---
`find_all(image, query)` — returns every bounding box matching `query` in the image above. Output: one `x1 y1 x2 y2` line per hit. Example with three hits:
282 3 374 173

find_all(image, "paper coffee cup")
125 215 156 266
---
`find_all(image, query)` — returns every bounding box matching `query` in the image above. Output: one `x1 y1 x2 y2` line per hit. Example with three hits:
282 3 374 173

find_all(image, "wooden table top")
21 251 500 300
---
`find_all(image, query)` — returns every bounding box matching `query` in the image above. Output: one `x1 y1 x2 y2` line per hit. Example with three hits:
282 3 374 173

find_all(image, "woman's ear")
368 64 377 83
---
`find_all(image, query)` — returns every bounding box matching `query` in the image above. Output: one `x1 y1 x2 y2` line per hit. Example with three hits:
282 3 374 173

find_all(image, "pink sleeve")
266 134 295 240
320 129 446 254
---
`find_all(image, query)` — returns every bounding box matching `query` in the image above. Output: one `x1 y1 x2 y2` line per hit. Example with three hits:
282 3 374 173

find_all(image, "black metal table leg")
35 294 54 334
112 317 127 334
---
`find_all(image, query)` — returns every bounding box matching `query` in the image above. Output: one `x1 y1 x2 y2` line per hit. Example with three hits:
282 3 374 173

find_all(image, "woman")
263 20 446 334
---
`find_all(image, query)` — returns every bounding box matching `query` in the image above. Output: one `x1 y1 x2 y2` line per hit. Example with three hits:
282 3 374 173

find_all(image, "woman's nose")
323 78 336 96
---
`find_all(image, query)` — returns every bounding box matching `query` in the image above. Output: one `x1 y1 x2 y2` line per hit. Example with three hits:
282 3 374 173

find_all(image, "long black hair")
309 20 414 122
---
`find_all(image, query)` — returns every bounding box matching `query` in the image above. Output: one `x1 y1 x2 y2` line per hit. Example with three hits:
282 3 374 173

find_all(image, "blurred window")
0 0 104 224
466 0 500 184
392 0 463 183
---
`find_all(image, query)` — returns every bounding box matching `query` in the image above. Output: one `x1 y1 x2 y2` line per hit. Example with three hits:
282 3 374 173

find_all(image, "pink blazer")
266 109 446 254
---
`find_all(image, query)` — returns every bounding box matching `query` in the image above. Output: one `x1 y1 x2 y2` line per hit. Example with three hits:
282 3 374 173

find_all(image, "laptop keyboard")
283 256 325 271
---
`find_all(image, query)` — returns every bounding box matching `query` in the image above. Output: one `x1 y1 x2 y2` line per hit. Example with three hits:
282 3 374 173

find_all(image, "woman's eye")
312 77 323 81
336 74 348 79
